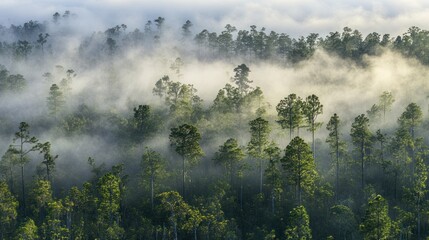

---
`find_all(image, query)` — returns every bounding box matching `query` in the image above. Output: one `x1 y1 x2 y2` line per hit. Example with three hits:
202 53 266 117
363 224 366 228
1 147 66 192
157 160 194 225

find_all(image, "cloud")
1 0 429 37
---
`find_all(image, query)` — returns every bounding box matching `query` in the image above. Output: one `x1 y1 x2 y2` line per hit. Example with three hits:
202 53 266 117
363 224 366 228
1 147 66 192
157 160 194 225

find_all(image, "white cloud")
0 0 429 37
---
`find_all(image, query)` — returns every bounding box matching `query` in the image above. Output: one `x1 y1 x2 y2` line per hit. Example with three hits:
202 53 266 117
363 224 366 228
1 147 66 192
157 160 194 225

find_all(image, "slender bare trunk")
312 121 315 159
259 158 262 194
361 140 365 190
182 156 185 198
335 140 339 202
151 174 154 210
418 195 421 240
298 149 302 205
271 191 275 213
21 165 25 215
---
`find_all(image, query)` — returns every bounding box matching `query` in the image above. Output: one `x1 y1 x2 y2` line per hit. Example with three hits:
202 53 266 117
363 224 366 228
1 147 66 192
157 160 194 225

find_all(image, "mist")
1 12 429 186
2 0 429 38
2 4 429 239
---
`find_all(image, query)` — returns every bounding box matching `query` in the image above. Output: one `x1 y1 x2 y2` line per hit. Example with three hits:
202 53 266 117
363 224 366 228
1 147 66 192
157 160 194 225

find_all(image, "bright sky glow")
0 0 428 37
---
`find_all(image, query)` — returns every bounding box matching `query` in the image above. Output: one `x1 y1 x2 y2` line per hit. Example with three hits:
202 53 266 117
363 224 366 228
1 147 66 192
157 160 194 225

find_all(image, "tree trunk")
162 223 166 240
289 109 293 141
394 170 398 201
312 121 315 159
8 164 14 195
335 135 339 203
271 190 275 213
298 147 302 205
411 125 415 177
240 178 243 211
259 158 262 194
418 196 421 240
20 137 26 216
182 156 185 198
151 174 154 210
361 140 364 190
258 126 263 194
46 164 50 183
172 215 178 240
20 165 26 215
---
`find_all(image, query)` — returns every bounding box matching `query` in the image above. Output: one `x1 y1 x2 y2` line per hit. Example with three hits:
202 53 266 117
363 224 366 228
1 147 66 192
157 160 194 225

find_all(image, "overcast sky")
0 0 428 37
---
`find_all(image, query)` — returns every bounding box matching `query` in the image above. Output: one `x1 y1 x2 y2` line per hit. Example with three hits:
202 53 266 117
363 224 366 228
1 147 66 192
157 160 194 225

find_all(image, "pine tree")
169 124 204 197
47 84 65 117
284 205 312 240
247 117 270 193
282 137 317 205
350 114 371 190
360 194 392 240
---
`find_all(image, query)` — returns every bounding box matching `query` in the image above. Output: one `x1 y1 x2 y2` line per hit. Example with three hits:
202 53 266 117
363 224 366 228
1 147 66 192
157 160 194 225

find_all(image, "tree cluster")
1 11 429 240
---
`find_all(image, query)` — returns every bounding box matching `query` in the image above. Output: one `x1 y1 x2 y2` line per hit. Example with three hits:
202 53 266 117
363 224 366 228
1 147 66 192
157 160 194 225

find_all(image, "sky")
0 0 429 37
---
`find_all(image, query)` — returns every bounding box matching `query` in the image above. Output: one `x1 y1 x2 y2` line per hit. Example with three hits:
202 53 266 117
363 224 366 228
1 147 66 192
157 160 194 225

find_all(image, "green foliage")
360 194 392 240
156 191 190 239
276 94 303 139
282 137 317 204
232 64 252 95
5 14 429 240
97 173 121 222
284 205 312 240
398 102 422 138
392 207 413 239
0 65 26 93
326 113 347 200
14 40 32 60
289 33 318 63
0 181 18 237
264 142 283 212
0 147 19 188
326 113 343 153
141 147 166 208
153 75 202 122
302 94 323 157
47 84 65 116
14 218 38 240
366 104 381 122
328 205 357 239
196 190 231 239
40 200 70 240
302 94 323 133
133 105 150 133
247 117 270 159
351 114 372 148
29 179 52 219
248 117 271 193
37 33 49 52
170 124 204 197
170 124 204 164
38 142 57 182
378 91 395 121
212 84 242 113
394 26 429 65
12 122 42 214
350 114 372 189
213 138 245 186
61 104 95 135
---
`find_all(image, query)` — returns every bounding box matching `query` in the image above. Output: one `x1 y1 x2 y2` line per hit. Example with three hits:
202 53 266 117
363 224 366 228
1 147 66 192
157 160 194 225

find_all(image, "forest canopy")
1 11 429 239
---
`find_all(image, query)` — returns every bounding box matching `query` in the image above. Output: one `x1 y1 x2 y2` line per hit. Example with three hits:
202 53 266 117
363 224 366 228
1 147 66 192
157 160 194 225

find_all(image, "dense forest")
1 10 429 239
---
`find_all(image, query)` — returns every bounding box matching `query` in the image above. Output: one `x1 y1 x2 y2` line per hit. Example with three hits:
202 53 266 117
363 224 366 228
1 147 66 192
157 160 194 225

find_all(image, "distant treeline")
0 11 429 65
